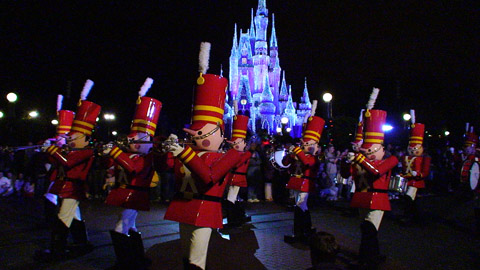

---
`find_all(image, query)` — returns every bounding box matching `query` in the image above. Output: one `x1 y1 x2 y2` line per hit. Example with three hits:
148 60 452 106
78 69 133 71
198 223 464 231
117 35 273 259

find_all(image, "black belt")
290 175 317 180
367 189 389 193
65 178 82 183
175 192 222 202
121 184 150 192
232 171 247 175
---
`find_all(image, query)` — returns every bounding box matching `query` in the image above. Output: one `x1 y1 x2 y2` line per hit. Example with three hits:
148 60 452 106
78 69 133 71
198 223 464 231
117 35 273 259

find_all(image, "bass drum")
461 160 480 191
269 149 291 171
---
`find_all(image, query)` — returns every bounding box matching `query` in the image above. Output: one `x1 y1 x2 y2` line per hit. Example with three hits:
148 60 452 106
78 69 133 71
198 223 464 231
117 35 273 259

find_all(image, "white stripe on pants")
406 186 418 200
58 198 81 227
294 191 309 211
227 186 240 203
179 223 212 270
360 209 384 231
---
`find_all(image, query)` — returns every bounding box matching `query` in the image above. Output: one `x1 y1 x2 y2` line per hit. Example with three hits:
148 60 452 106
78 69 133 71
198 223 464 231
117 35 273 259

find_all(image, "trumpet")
4 145 44 152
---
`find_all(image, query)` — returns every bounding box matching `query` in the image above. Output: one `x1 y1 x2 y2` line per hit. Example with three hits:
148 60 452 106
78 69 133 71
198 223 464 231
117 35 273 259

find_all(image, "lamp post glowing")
403 113 411 121
322 92 332 103
0 111 3 119
322 92 333 119
281 116 289 125
112 131 118 136
6 92 18 103
444 131 450 136
104 113 115 120
51 119 59 125
29 111 39 118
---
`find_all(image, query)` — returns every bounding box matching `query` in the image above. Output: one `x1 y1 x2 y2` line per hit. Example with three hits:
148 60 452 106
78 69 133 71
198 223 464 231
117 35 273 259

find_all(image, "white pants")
114 209 138 235
294 191 309 211
58 198 81 227
179 223 212 270
406 186 418 200
227 186 240 203
360 209 384 231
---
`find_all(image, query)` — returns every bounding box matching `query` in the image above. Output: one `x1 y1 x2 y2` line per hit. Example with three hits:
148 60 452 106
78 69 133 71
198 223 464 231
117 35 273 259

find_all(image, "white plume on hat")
80 79 94 100
466 123 470 133
311 100 318 116
57 95 63 112
138 77 154 97
198 42 211 74
366 87 380 110
233 99 239 115
359 109 364 122
410 109 415 124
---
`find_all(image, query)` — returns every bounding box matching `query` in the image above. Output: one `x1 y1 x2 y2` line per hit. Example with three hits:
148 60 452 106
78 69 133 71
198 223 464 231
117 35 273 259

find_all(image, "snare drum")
389 175 408 194
269 149 291 171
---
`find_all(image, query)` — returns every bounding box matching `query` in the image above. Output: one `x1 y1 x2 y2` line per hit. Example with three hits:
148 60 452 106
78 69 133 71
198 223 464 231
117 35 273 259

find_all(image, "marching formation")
3 42 475 270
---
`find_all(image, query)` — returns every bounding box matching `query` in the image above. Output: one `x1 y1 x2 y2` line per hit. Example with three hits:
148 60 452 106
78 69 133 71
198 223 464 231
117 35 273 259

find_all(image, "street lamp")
51 119 59 125
112 131 118 136
6 92 18 103
322 92 333 119
0 111 3 119
281 116 289 125
444 131 450 136
104 113 115 120
403 113 411 121
276 127 282 133
29 111 39 118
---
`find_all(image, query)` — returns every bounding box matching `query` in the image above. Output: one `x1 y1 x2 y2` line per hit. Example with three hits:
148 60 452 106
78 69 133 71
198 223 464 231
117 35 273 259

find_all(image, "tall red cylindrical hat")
464 131 478 148
57 110 75 136
231 114 249 140
70 100 101 136
409 123 425 147
362 109 386 148
353 122 363 144
302 116 325 142
190 73 228 131
130 97 162 137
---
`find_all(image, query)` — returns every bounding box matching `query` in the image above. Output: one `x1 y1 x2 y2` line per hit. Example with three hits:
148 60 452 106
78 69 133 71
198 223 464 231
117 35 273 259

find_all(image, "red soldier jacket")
350 154 398 211
282 146 319 193
45 146 95 200
105 146 154 211
402 155 431 188
225 151 252 187
164 146 242 229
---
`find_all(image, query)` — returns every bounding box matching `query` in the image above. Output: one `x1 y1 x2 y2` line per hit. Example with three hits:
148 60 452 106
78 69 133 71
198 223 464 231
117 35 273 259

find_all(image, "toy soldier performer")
104 78 161 269
283 101 324 243
224 102 252 228
35 80 100 262
163 42 243 270
349 88 398 268
400 110 430 224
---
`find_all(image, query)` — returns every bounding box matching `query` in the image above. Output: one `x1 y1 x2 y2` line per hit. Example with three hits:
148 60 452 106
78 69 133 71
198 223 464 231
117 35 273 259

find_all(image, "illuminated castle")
225 0 312 138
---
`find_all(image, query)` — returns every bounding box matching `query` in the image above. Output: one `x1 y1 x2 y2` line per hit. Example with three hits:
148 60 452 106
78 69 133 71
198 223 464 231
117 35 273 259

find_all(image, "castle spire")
270 13 278 48
261 74 274 102
257 0 267 16
285 86 296 114
302 77 311 104
250 8 256 38
279 71 288 99
231 24 238 56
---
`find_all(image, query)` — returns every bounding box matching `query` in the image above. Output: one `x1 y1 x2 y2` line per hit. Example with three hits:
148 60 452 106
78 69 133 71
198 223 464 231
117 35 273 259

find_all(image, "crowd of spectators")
0 137 469 206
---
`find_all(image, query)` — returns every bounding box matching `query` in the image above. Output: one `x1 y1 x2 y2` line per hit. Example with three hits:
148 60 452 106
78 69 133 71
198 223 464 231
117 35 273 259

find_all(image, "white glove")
347 152 355 162
167 143 184 156
41 140 52 152
288 145 296 153
103 143 114 155
167 134 178 142
411 171 418 177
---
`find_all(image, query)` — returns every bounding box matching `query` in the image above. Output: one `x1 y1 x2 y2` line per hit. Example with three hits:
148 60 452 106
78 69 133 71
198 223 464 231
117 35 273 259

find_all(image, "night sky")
1 0 479 145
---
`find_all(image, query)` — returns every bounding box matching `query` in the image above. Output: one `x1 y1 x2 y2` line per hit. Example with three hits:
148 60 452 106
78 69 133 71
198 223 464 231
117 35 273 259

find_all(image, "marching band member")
400 110 430 224
349 88 398 268
36 80 100 262
44 95 75 227
103 78 161 269
163 42 243 270
224 101 252 228
283 101 324 243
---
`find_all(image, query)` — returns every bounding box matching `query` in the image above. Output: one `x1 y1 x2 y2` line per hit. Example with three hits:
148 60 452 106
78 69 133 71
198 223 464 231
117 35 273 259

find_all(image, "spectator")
0 171 14 197
23 179 35 198
247 143 262 203
14 173 25 197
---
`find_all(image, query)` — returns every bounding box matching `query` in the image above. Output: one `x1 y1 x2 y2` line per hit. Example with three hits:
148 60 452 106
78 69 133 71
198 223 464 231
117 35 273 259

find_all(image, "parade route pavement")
1 193 479 270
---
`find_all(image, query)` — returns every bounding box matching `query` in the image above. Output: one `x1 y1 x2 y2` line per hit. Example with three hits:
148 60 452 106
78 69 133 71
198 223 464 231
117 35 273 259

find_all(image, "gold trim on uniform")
71 126 92 135
305 130 320 138
192 115 224 125
132 119 157 128
193 105 225 115
303 134 318 141
73 120 94 129
180 147 193 159
131 126 155 135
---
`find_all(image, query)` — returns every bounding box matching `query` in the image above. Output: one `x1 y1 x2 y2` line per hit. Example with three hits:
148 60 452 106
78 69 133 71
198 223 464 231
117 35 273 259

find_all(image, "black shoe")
34 218 69 262
68 219 94 257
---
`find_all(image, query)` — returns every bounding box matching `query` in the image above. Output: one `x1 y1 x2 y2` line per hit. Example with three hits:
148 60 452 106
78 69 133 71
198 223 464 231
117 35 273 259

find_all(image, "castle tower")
269 13 282 115
252 0 270 100
229 24 240 99
259 74 276 133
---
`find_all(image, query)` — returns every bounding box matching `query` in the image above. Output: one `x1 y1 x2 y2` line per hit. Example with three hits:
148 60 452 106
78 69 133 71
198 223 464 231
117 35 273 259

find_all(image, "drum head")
469 162 479 190
274 150 291 169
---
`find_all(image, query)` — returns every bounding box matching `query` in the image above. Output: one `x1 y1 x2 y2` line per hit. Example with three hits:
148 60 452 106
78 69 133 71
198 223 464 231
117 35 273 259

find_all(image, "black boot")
225 200 251 228
399 196 416 226
359 221 385 269
129 230 151 269
34 218 69 262
183 258 203 270
303 210 316 238
284 206 306 243
109 230 136 270
69 219 94 256
475 207 480 236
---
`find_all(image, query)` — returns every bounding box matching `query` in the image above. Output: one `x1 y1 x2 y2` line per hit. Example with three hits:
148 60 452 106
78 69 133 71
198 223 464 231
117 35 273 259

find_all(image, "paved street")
1 193 479 270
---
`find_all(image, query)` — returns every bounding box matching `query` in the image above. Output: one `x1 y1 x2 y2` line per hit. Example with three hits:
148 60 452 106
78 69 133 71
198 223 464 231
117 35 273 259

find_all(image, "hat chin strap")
191 125 221 141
